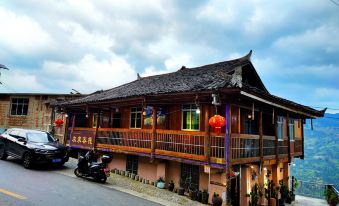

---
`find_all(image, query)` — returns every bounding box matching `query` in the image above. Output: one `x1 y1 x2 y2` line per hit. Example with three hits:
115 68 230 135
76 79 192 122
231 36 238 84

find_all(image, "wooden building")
0 93 81 143
57 51 324 205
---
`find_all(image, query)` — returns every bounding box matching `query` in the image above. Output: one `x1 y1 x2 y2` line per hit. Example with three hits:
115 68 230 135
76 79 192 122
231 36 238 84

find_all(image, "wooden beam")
93 111 100 150
151 106 157 161
301 119 304 159
204 104 210 162
259 111 263 161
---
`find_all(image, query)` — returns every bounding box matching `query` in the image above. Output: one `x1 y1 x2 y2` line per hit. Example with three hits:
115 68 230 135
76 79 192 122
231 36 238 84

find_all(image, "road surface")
0 158 161 206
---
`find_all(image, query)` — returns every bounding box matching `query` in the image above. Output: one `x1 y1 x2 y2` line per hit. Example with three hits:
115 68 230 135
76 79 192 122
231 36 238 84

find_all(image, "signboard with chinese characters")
70 129 96 149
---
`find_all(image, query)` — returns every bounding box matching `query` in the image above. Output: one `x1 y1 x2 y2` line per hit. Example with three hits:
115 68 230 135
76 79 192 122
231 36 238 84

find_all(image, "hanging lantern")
209 115 226 134
230 171 235 177
55 119 64 128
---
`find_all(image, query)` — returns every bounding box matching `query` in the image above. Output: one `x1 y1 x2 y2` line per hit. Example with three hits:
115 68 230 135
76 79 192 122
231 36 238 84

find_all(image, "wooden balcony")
67 127 300 167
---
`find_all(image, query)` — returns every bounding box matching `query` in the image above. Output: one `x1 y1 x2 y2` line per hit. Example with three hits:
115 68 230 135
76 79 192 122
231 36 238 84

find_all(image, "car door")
12 131 28 157
5 130 21 157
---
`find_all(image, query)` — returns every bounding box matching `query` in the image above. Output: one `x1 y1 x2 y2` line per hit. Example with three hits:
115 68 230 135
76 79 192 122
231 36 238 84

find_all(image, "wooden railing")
210 135 225 159
67 127 300 164
155 129 204 156
231 134 260 159
96 128 152 149
278 139 289 155
263 135 276 156
294 138 302 154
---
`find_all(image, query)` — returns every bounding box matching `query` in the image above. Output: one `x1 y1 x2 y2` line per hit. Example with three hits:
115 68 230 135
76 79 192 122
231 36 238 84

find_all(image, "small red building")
56 51 324 205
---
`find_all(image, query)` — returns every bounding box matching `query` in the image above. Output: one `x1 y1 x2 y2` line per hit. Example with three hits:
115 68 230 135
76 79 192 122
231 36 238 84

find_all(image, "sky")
0 0 338 113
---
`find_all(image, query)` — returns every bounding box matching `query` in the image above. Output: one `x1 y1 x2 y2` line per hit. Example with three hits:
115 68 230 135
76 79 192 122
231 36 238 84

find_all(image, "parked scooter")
74 151 111 183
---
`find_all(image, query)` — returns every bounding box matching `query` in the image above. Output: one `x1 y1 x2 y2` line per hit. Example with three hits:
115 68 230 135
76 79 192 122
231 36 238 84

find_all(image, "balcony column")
259 111 263 160
301 119 304 159
286 113 291 163
204 105 210 162
151 107 157 161
94 111 100 149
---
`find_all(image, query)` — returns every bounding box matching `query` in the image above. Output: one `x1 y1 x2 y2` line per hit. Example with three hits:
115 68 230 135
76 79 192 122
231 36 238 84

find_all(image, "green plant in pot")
168 180 175 192
279 180 288 203
196 190 202 202
212 192 222 206
290 176 299 202
156 177 165 189
201 189 209 204
177 179 185 196
189 188 197 201
324 188 339 206
249 183 259 206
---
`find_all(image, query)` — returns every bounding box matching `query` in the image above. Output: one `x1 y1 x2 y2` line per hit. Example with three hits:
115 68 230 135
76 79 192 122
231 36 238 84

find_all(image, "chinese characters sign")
70 130 95 149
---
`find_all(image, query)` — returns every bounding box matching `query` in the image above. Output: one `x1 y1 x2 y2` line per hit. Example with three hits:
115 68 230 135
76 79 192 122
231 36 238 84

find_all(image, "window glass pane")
136 118 141 128
23 105 28 115
11 104 17 115
130 119 136 128
23 99 29 104
191 111 199 130
182 111 190 129
277 123 283 140
17 104 23 115
183 105 191 110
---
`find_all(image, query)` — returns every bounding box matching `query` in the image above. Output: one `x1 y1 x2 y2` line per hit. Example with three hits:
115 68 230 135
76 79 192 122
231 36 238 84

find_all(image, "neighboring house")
0 93 82 143
57 51 324 205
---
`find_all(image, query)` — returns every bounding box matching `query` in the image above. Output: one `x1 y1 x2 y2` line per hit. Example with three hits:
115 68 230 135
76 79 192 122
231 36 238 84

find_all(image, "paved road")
0 158 161 206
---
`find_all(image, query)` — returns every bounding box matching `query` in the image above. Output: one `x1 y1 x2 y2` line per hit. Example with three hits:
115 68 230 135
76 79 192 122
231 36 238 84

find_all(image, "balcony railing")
68 127 300 165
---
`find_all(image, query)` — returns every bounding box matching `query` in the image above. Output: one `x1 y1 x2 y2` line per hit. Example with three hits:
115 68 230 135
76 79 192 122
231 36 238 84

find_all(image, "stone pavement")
57 158 204 206
285 195 327 206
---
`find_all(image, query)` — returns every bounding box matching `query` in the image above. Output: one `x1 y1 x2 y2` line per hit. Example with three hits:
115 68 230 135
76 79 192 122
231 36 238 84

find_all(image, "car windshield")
27 132 55 143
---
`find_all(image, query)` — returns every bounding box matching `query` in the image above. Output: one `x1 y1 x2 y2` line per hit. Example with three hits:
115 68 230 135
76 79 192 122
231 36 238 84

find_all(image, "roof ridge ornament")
240 50 252 62
137 73 142 80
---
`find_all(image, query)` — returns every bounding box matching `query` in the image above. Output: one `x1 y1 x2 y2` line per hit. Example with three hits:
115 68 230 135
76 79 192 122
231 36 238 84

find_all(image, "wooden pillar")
93 111 100 150
259 111 263 160
63 114 69 144
286 113 291 163
151 107 157 161
204 105 210 162
301 118 304 159
70 114 76 146
274 114 279 161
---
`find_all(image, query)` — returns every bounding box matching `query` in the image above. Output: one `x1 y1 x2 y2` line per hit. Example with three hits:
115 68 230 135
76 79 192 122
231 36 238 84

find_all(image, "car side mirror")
18 138 27 144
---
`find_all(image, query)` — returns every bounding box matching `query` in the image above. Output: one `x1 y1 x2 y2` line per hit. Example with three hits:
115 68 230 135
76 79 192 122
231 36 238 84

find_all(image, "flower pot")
131 174 136 179
125 171 129 177
270 198 277 206
157 181 165 189
134 175 139 181
151 181 154 186
212 195 222 206
201 191 209 204
197 191 202 202
168 182 175 192
114 169 119 174
145 180 149 184
139 177 143 182
178 187 185 196
121 170 125 176
189 190 197 200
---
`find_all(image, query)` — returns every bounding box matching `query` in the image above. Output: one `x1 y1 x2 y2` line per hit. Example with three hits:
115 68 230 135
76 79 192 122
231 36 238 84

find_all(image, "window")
126 155 138 175
277 116 283 140
182 105 200 130
288 118 295 141
11 98 29 116
130 107 142 128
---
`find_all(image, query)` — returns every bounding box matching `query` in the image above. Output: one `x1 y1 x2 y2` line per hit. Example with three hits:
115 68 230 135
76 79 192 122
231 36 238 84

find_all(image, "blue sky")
0 0 338 113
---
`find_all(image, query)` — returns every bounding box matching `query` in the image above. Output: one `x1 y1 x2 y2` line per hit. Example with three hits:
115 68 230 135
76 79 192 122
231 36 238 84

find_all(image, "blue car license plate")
52 158 62 163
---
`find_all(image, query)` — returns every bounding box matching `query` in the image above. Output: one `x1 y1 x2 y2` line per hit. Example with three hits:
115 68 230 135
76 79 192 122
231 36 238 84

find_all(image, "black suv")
0 128 69 168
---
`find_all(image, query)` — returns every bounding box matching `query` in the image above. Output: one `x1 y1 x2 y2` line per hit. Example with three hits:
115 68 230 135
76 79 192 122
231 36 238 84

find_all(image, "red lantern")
230 171 235 177
209 115 226 134
55 119 64 128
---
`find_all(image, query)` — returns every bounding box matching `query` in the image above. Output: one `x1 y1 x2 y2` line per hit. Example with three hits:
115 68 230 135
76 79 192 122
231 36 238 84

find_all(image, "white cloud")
0 70 44 92
273 25 339 54
0 7 54 54
42 54 136 93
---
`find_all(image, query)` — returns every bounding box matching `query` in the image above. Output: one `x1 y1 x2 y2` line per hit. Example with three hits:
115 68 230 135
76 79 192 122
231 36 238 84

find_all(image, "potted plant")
156 177 165 189
178 187 185 196
168 180 175 192
325 188 339 206
189 188 197 200
249 184 259 206
130 173 136 179
201 189 209 204
290 176 299 202
212 192 222 206
197 190 202 202
279 180 288 205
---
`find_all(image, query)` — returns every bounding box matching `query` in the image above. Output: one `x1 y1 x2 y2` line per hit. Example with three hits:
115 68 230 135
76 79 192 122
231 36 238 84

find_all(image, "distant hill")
291 113 339 194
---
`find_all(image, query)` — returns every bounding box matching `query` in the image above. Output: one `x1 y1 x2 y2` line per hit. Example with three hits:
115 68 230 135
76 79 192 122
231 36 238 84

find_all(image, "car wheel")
0 144 8 160
23 152 33 169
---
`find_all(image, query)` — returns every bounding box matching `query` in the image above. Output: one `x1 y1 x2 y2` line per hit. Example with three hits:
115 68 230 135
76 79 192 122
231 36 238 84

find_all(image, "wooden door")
180 163 199 190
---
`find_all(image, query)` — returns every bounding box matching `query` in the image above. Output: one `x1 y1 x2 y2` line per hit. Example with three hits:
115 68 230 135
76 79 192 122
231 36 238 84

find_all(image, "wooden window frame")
277 116 283 141
181 104 200 131
130 107 142 129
